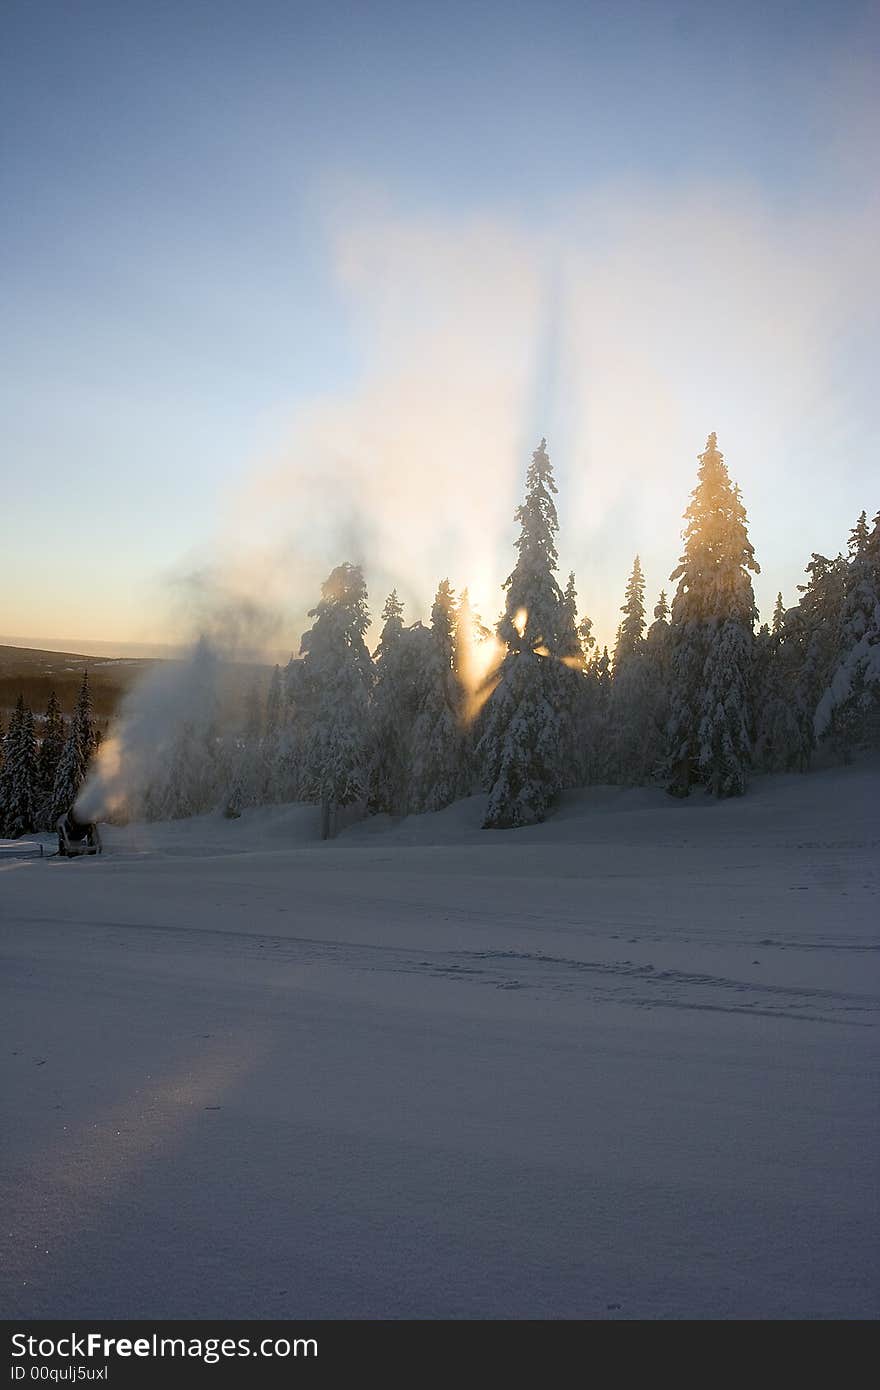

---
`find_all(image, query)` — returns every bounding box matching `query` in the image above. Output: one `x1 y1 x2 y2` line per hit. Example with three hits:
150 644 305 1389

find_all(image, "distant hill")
0 635 182 660
0 644 278 732
0 645 160 726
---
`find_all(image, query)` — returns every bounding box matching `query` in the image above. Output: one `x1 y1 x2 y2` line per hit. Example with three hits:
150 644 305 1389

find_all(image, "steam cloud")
75 582 283 824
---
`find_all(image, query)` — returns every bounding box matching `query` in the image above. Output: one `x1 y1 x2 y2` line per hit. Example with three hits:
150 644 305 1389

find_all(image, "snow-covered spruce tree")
73 671 97 768
610 556 653 783
814 509 880 754
699 615 753 795
0 703 18 834
789 551 848 768
299 563 373 837
614 555 647 666
407 580 466 813
479 439 569 828
753 601 802 773
772 591 786 637
641 590 672 782
0 695 38 837
49 724 85 826
648 590 670 644
36 691 66 829
48 673 97 825
584 645 613 782
368 590 417 815
665 433 759 797
451 587 493 789
556 572 593 788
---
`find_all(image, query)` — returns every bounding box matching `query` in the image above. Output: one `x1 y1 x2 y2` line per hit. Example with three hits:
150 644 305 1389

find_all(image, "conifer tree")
0 702 19 834
50 726 85 826
369 590 416 814
408 581 466 813
641 591 672 781
299 562 373 836
666 433 759 796
649 590 670 635
815 510 880 752
0 695 38 837
37 691 66 829
479 439 568 827
452 587 492 787
614 555 647 667
558 572 592 787
848 510 870 559
611 557 652 783
585 645 613 782
49 675 97 825
73 672 96 768
559 573 586 667
790 551 847 767
753 609 802 772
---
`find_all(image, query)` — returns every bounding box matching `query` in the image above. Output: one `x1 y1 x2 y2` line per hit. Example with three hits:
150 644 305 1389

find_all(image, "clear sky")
2 0 878 656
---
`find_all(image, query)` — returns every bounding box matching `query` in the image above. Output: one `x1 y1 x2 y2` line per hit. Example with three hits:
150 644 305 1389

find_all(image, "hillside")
0 644 158 725
2 759 877 1318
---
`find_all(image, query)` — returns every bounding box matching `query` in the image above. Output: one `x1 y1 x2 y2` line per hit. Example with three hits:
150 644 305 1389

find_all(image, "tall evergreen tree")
666 433 759 796
815 509 880 752
0 702 19 834
753 610 802 772
641 591 672 781
479 439 568 827
559 573 586 667
369 590 416 815
614 555 647 667
408 580 466 813
49 674 97 825
611 557 652 783
790 551 847 767
73 672 96 768
557 571 593 787
0 695 38 837
848 510 870 558
584 645 613 782
300 562 373 836
37 691 66 828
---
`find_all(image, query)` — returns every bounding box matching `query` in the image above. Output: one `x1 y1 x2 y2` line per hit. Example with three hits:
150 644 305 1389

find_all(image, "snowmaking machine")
56 808 102 857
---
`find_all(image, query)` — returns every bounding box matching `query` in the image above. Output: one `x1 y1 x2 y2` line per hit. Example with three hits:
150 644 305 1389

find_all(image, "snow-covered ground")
2 762 878 1318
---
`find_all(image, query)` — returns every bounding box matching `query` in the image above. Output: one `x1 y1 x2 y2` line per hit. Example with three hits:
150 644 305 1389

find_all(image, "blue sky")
2 0 877 653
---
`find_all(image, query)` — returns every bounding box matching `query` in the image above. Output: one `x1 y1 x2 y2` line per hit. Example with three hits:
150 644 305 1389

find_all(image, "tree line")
0 673 97 838
2 433 877 837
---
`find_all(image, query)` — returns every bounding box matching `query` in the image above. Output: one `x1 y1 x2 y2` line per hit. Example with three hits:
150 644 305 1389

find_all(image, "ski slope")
2 762 878 1319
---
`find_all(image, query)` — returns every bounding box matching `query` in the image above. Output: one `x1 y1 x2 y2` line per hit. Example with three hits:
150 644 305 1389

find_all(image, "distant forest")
1 434 878 837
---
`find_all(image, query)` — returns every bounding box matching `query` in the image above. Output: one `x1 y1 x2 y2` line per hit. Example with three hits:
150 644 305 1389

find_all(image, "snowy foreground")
2 763 878 1320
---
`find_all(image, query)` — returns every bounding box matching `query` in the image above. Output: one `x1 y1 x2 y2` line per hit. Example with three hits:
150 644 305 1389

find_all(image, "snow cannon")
56 808 102 858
